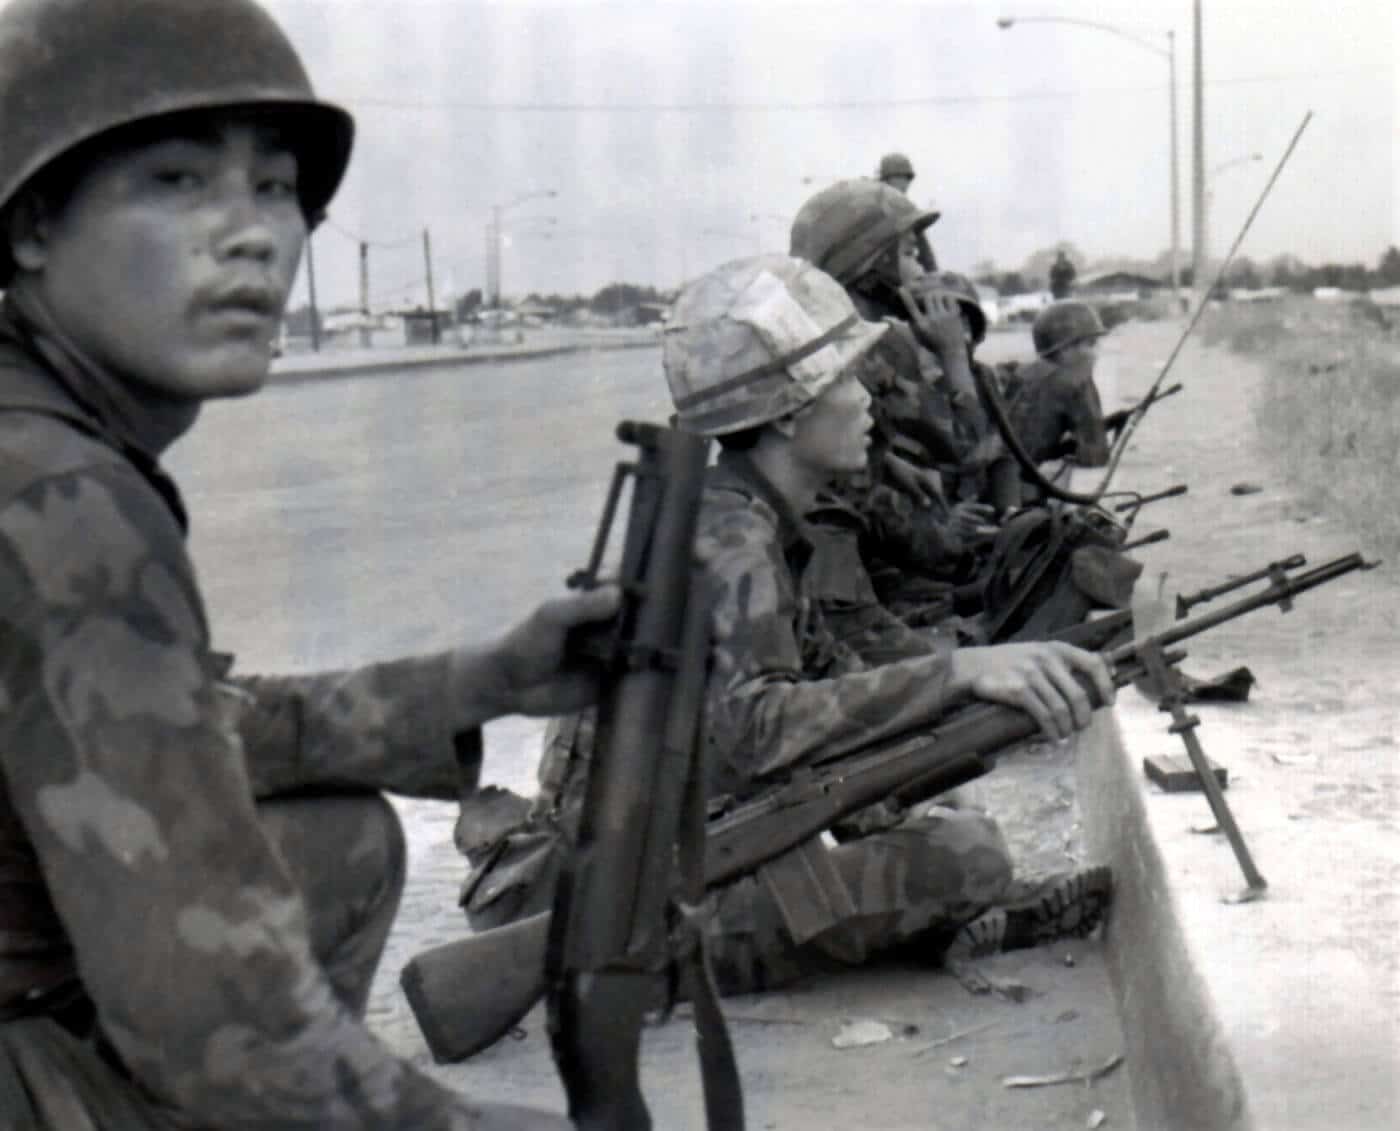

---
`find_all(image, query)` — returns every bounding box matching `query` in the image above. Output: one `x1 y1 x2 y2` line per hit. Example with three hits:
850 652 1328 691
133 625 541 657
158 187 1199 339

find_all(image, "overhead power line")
322 216 421 250
343 63 1389 114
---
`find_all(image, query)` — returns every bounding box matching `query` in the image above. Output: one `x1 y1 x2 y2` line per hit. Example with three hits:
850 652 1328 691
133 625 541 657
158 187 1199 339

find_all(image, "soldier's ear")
770 413 800 441
6 191 52 273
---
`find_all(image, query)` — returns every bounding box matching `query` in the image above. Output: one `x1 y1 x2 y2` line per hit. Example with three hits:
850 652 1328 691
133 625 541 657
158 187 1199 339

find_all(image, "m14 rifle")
406 421 741 1130
402 548 1373 1068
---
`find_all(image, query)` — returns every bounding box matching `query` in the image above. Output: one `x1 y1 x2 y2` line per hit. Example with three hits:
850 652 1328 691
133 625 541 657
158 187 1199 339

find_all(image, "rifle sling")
677 706 746 1131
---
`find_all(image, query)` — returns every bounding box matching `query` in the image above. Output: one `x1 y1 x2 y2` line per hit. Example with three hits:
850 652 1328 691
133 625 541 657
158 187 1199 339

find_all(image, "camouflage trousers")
464 803 1013 996
0 789 405 1130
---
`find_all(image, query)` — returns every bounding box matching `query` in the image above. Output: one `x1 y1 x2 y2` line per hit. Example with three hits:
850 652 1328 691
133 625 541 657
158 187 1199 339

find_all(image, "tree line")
973 244 1400 297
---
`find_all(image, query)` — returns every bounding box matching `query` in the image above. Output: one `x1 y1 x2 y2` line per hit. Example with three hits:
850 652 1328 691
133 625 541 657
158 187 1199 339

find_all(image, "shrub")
1208 298 1400 558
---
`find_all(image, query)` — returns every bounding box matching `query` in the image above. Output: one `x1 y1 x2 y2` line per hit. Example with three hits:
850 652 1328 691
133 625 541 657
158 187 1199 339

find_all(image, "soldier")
1049 250 1078 299
787 180 1005 637
0 1 608 1128
462 256 1115 1001
876 151 917 194
1007 300 1125 506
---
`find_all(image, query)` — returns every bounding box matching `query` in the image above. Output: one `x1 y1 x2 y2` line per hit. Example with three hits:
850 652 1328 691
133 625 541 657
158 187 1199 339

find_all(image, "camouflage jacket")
1006 357 1110 469
0 336 495 1128
699 451 957 797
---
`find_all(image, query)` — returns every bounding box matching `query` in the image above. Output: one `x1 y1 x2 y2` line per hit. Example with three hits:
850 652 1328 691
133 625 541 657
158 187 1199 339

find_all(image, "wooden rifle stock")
402 550 1374 1067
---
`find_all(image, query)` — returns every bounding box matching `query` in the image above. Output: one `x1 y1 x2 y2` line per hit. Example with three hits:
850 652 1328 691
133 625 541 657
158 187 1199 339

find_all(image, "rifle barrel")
1114 552 1371 666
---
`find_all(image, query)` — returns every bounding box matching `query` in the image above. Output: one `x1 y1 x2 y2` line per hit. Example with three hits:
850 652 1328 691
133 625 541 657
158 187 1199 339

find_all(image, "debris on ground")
910 1020 998 1058
1001 1052 1124 1089
831 1019 893 1049
1088 1109 1108 1128
1230 482 1264 495
946 960 1034 1002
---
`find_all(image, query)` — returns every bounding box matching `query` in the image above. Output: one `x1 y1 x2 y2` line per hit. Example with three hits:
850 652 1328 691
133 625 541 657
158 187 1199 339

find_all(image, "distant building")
1076 271 1166 302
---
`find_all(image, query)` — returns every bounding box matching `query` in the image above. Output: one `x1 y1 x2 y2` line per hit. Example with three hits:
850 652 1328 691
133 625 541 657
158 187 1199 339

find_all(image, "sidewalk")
270 327 661 383
1076 319 1399 1130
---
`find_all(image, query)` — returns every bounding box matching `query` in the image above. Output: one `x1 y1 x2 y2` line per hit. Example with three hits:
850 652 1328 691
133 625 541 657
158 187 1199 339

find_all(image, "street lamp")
488 189 558 310
996 15 1181 301
1204 153 1262 272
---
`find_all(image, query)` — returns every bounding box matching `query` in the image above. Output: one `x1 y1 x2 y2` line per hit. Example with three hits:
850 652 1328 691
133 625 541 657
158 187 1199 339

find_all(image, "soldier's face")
886 175 913 194
15 115 305 400
897 233 926 286
788 368 873 476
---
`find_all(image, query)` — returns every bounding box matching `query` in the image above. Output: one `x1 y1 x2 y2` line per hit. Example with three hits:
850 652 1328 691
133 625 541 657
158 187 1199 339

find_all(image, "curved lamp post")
997 15 1181 298
488 190 558 309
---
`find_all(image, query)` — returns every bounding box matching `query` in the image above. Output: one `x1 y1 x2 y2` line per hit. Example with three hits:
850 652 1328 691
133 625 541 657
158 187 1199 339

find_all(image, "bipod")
1138 639 1267 902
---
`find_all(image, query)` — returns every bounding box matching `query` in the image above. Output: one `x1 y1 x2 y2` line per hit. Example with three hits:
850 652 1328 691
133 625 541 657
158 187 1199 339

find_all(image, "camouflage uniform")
1006 355 1111 505
463 450 1015 994
0 308 513 1129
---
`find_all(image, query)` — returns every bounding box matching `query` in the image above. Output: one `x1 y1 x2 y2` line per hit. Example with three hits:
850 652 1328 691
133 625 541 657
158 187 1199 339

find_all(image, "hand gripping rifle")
404 549 1373 1073
406 421 742 1130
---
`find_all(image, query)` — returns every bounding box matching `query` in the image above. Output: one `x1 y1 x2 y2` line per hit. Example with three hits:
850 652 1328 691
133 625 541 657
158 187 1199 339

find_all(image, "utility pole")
423 228 439 344
358 241 371 348
1168 29 1182 304
489 205 502 309
1191 0 1205 296
306 231 321 352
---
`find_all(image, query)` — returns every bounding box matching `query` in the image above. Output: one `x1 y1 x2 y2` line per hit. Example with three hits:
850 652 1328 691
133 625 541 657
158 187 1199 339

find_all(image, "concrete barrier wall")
1078 715 1252 1131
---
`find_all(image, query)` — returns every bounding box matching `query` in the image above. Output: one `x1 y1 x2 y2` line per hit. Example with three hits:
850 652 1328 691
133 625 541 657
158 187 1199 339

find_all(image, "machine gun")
401 550 1372 1068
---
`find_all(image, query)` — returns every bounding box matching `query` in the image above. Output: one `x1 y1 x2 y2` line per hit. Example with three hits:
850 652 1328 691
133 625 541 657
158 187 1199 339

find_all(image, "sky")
261 0 1398 310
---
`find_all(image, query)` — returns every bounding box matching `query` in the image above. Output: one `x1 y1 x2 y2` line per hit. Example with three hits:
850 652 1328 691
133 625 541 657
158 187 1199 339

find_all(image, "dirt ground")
170 313 1396 1128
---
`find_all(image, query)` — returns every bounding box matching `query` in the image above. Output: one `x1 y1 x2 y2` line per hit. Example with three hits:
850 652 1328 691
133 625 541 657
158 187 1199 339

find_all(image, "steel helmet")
877 152 916 183
911 271 988 343
1032 301 1106 358
789 179 939 286
0 0 355 282
663 254 889 436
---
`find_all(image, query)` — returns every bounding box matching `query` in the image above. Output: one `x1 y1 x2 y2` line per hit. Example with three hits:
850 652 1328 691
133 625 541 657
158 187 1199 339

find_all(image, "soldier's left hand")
458 585 622 721
900 289 967 361
885 452 945 508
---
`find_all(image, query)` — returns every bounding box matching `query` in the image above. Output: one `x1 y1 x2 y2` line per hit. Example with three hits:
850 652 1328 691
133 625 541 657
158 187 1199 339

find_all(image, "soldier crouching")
0 2 613 1127
461 255 1115 1006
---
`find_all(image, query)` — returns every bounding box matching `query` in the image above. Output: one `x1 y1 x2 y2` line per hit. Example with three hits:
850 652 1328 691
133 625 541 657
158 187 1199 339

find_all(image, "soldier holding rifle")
0 1 607 1126
462 256 1115 1002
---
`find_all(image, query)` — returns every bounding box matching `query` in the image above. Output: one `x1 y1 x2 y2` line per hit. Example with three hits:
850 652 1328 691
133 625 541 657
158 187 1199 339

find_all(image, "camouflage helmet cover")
664 254 890 436
789 179 939 286
1032 301 1107 358
910 270 988 342
877 152 916 182
0 0 355 281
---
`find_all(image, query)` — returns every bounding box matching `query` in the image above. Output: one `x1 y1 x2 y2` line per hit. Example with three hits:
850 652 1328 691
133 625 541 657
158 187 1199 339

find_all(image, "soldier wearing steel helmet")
461 255 1114 1004
786 180 1010 639
0 1 610 1127
1006 300 1122 505
876 151 916 194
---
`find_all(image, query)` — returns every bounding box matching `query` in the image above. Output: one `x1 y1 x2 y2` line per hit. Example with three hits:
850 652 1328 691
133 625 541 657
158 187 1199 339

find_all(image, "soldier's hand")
948 501 997 544
885 452 945 508
946 642 1115 742
455 585 622 724
899 287 967 361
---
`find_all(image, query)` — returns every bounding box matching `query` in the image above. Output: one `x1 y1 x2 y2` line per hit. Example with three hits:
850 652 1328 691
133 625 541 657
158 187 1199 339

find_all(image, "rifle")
402 550 1372 1066
410 421 741 1129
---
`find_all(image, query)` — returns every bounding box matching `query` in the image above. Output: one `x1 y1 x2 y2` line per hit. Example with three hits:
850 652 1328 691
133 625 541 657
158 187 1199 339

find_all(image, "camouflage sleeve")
1067 377 1110 467
234 657 463 801
0 465 501 1129
697 496 958 786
